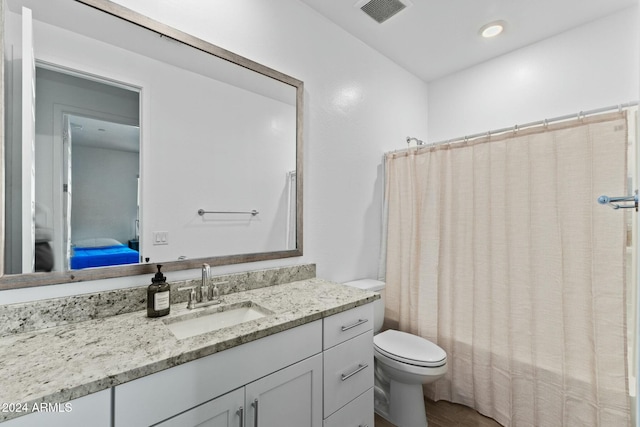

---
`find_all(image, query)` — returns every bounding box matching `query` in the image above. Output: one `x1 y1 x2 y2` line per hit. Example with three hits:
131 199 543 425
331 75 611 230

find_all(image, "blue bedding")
71 244 139 269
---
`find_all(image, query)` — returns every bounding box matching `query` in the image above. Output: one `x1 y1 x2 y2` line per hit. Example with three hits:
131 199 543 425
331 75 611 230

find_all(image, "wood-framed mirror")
0 0 303 290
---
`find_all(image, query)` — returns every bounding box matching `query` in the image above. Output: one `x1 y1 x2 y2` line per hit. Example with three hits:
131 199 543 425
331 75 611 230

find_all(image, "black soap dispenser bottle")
147 264 170 318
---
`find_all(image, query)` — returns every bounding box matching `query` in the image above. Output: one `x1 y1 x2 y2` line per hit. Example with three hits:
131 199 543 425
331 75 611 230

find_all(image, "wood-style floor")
374 398 503 427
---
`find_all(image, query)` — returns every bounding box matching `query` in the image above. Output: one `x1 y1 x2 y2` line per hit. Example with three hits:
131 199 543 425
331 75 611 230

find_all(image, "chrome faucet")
177 264 229 309
201 263 211 302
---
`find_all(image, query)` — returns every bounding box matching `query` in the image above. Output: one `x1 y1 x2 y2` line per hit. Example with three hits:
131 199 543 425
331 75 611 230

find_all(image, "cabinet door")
156 388 244 427
246 353 322 427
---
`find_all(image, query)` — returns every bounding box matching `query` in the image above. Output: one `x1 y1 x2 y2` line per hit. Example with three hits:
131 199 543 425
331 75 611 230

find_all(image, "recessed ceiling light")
480 21 506 38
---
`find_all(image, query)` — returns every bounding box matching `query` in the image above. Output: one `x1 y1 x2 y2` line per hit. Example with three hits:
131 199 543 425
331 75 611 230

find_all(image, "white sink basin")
163 301 273 340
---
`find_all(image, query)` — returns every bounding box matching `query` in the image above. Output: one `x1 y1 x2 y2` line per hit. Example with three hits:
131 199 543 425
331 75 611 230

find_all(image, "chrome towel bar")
198 209 259 216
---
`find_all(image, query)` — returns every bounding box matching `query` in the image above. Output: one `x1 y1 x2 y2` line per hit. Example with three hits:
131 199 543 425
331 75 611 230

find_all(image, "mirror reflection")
12 66 142 275
2 0 302 284
66 113 141 270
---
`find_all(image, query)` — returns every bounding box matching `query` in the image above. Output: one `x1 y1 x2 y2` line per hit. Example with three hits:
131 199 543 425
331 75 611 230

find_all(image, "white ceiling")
297 0 638 82
69 115 140 153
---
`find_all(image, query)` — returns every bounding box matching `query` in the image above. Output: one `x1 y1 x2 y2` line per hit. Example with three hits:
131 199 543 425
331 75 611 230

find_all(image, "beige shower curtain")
384 112 630 426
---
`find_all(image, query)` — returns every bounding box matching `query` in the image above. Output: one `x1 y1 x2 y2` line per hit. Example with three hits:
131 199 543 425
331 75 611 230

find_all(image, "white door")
62 115 73 270
634 109 640 427
245 354 322 427
20 6 35 273
155 388 244 427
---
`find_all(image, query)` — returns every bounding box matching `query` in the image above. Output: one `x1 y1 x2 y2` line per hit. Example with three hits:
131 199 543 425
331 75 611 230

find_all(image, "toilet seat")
374 330 446 368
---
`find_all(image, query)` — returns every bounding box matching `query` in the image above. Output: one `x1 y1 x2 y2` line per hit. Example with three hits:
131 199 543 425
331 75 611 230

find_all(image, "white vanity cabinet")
0 278 378 427
322 304 375 427
1 303 375 427
114 320 324 426
1 389 111 427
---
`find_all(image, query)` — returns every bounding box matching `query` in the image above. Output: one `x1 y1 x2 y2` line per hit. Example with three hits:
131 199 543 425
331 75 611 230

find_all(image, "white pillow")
73 237 123 248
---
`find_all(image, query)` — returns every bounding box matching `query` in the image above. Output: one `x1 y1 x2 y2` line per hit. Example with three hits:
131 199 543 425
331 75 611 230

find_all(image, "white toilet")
344 279 447 427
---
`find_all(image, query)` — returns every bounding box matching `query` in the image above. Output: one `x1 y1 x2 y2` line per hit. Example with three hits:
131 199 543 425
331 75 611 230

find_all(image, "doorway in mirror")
3 65 141 274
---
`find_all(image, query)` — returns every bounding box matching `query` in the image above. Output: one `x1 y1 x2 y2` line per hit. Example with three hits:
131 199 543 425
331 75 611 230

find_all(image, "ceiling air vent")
357 0 411 24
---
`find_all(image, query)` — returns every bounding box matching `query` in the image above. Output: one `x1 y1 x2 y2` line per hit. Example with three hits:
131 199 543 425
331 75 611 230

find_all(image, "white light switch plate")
152 231 169 245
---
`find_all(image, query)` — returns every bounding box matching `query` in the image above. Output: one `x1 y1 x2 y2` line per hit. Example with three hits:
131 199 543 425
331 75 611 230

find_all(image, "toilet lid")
374 330 447 368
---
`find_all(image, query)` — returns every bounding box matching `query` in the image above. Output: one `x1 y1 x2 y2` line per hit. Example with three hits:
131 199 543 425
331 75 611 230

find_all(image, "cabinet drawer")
323 387 374 427
323 330 374 417
323 303 373 350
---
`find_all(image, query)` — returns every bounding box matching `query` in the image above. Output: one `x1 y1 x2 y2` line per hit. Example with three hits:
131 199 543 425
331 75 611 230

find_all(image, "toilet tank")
343 279 385 333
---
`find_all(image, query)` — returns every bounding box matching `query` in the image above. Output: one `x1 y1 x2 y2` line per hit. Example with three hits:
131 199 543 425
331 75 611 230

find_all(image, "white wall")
116 0 429 281
427 7 639 142
71 145 139 245
1 0 428 303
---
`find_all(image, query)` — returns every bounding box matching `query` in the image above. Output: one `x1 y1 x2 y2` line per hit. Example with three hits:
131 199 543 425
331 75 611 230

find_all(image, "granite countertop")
0 278 378 422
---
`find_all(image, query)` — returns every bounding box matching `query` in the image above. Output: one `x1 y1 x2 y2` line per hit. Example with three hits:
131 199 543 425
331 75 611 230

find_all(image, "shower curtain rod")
390 101 638 155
